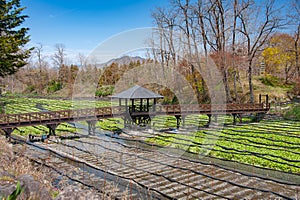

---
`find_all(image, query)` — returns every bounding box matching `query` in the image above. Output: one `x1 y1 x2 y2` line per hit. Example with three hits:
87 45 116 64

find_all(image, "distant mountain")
101 56 145 67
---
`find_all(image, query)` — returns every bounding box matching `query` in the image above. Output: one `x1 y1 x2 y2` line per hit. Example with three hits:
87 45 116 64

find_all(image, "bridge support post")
214 115 218 123
207 114 212 125
175 116 181 129
2 128 14 140
233 114 243 124
87 120 97 135
123 113 131 127
182 116 186 127
238 114 243 123
46 124 59 136
233 114 237 125
254 113 265 122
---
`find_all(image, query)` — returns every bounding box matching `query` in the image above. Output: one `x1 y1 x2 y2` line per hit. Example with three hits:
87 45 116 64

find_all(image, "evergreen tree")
0 0 32 77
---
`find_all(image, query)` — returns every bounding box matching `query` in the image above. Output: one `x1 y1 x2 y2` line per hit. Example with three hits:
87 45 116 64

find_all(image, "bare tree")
206 0 232 102
78 53 87 69
195 0 208 58
152 7 178 70
34 43 50 93
152 6 185 97
173 0 203 103
289 0 300 78
151 0 286 103
35 43 44 72
52 43 67 86
52 43 66 69
295 25 300 78
237 0 285 103
232 0 239 101
230 0 251 102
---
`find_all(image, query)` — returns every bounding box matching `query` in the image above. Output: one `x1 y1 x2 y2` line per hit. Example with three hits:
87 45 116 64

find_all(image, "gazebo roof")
111 85 163 99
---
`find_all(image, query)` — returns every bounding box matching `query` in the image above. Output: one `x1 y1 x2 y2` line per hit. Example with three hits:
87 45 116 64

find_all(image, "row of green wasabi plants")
1 97 113 114
147 117 300 174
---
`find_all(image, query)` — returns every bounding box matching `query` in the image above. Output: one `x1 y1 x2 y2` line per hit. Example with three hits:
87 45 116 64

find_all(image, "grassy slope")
252 76 293 101
233 74 294 103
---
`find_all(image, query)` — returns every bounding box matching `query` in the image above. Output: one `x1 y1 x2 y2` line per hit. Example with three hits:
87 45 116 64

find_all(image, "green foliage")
161 97 172 105
284 105 300 121
259 75 287 88
171 95 179 104
97 118 124 131
1 96 112 114
0 102 5 114
0 0 33 77
95 85 114 97
25 85 35 93
7 181 24 200
51 190 60 199
47 80 62 93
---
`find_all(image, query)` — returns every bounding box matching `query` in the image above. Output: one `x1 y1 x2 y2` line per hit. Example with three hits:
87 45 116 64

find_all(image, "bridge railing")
0 106 126 125
0 103 269 126
155 103 266 115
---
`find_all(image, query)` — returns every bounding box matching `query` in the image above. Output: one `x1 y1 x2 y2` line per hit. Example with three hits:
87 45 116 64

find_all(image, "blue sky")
21 0 168 62
21 0 291 64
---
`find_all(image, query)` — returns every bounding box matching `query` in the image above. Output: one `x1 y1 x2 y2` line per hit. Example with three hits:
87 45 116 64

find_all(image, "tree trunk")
223 66 231 102
248 61 254 103
233 71 238 102
295 26 299 78
181 0 201 103
232 0 238 102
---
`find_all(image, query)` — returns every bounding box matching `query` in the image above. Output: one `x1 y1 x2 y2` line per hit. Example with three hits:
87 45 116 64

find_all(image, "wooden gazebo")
111 85 163 126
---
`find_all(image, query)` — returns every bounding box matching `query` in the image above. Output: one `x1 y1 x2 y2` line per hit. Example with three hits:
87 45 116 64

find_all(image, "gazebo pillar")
125 99 128 111
140 98 143 112
147 99 150 112
153 99 157 112
124 99 130 126
131 99 134 112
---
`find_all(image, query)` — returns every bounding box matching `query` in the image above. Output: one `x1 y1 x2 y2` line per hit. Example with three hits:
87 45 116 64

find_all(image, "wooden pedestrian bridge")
0 86 270 138
0 103 269 138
